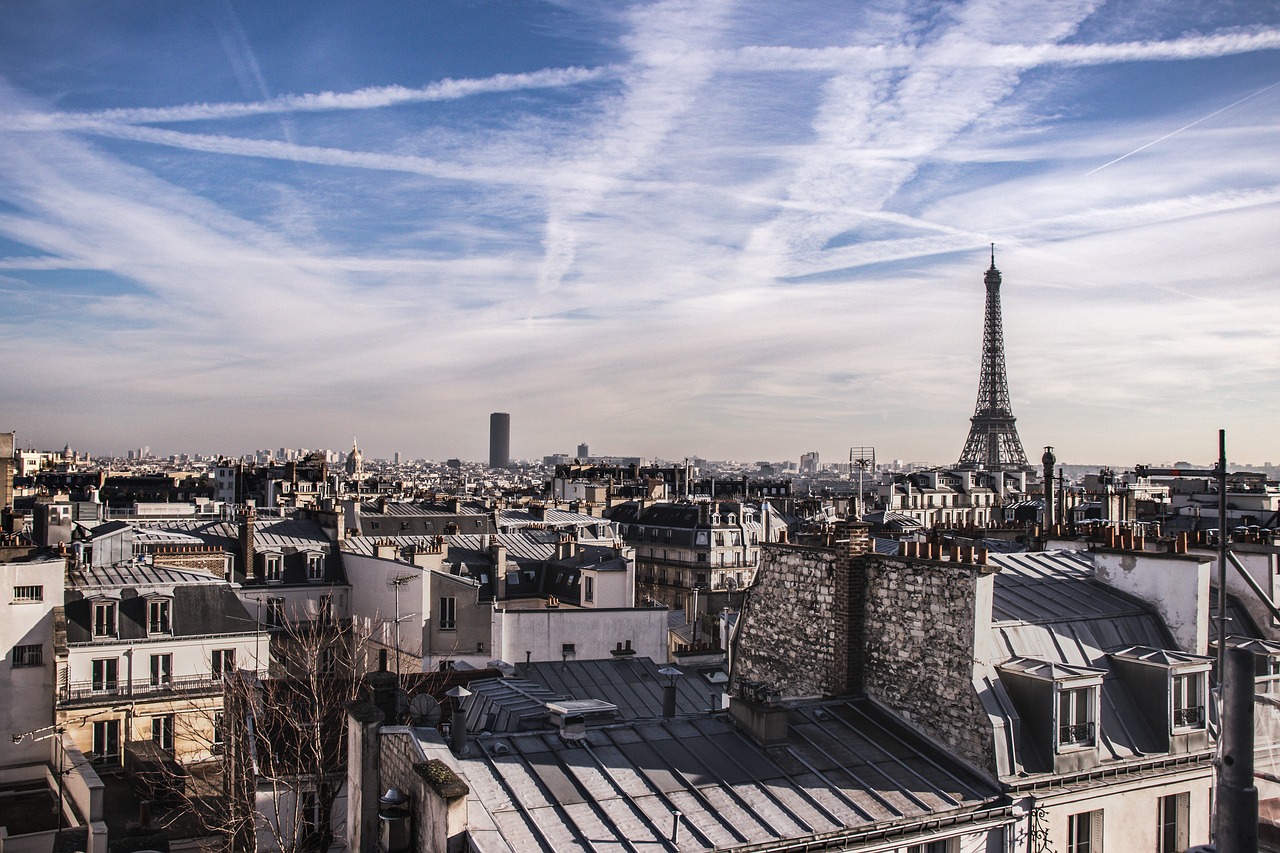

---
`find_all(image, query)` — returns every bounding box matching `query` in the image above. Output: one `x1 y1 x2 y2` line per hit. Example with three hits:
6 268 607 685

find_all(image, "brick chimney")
239 506 256 580
833 521 872 695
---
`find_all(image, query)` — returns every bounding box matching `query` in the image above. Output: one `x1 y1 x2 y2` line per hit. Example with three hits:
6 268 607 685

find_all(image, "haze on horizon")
2 1 1278 468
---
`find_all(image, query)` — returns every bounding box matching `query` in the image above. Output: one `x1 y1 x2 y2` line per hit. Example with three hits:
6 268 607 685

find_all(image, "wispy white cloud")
5 67 614 131
2 0 1280 462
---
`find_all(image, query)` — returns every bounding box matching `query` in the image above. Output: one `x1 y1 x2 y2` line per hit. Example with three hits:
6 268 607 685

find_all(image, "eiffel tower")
956 246 1029 471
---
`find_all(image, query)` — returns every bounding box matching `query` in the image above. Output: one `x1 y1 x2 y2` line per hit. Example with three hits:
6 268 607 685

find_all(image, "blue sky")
2 1 1279 466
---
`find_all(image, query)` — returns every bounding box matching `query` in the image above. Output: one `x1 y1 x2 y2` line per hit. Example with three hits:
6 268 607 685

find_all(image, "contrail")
1086 79 1280 176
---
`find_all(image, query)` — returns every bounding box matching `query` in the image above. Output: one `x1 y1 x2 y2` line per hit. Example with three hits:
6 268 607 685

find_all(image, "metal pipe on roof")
1214 645 1258 852
1225 551 1280 625
1217 430 1228 682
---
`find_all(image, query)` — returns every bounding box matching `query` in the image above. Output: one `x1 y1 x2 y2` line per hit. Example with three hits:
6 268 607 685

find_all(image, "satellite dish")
408 693 442 727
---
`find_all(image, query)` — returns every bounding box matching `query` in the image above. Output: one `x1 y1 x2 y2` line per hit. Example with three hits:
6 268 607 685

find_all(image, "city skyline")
2 1 1279 466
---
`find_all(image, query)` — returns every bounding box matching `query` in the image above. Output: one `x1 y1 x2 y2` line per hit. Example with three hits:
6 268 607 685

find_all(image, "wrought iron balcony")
59 670 267 704
1174 706 1204 728
1058 722 1095 746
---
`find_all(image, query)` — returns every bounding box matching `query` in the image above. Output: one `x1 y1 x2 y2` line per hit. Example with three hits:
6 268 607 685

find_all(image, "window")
307 553 325 581
318 594 334 626
562 643 576 658
1058 686 1095 747
267 597 285 628
319 646 336 676
92 658 119 692
1158 792 1189 853
93 601 117 637
12 585 42 602
439 596 457 631
1172 673 1205 728
150 653 172 686
148 599 171 634
265 554 283 583
11 644 42 667
152 714 174 751
92 719 120 764
212 648 235 680
1067 809 1102 853
906 840 952 853
584 575 594 603
212 712 225 747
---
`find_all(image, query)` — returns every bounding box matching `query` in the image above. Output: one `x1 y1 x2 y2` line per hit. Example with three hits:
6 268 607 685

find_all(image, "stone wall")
732 525 995 774
732 542 841 698
860 555 995 774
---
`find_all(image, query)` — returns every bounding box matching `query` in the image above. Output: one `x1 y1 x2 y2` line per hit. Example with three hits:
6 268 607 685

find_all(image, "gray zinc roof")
982 549 1203 777
458 699 1004 852
518 657 718 720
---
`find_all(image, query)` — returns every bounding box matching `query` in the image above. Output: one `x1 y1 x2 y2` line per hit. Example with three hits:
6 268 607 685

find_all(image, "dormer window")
148 599 171 635
1110 645 1213 752
93 601 117 638
1057 684 1096 747
307 553 325 582
997 657 1105 770
265 554 283 584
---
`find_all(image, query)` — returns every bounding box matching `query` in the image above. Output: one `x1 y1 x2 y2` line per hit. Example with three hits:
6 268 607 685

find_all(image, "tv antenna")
849 446 876 521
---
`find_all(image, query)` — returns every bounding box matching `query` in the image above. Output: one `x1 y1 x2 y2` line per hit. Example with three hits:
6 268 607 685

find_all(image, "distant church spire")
956 247 1030 471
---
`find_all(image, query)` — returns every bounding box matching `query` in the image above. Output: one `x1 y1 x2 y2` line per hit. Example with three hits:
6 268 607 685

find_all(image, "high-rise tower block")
489 413 510 469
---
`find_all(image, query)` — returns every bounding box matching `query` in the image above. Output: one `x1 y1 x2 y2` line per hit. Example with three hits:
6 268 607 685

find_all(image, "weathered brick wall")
733 542 842 698
860 556 995 774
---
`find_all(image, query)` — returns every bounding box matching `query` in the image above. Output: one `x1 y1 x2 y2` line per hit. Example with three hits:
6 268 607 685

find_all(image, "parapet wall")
860 555 995 773
733 542 843 698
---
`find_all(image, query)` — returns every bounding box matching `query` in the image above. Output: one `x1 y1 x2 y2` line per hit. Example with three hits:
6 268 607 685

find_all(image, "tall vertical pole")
1215 645 1258 853
1218 429 1228 679
393 579 402 676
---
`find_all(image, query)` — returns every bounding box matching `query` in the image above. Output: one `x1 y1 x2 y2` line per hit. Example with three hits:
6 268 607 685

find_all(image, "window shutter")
1176 792 1190 850
1090 809 1104 851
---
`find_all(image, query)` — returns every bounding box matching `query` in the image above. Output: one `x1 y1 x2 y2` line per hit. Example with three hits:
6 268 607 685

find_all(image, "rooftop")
455 698 1004 852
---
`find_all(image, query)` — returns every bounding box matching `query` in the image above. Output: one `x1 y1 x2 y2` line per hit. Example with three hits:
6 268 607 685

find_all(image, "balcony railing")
59 671 266 703
1174 706 1205 728
1058 722 1095 746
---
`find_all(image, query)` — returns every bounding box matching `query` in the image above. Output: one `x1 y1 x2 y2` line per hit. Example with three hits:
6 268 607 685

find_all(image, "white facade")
1093 550 1213 655
0 556 65 768
491 605 668 665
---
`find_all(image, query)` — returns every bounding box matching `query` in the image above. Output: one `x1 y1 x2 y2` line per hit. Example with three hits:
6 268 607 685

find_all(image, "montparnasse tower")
956 246 1030 471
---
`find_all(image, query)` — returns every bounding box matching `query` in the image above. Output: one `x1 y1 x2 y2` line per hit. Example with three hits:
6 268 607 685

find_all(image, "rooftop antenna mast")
849 447 875 521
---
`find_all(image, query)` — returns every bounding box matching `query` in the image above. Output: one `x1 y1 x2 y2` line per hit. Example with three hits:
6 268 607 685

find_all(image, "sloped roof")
518 656 719 720
982 549 1206 777
462 677 569 733
997 657 1106 681
1110 645 1214 668
456 698 1004 851
129 516 330 551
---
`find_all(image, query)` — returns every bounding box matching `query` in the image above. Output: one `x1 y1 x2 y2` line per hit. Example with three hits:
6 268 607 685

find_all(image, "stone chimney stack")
239 505 256 580
345 699 385 853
